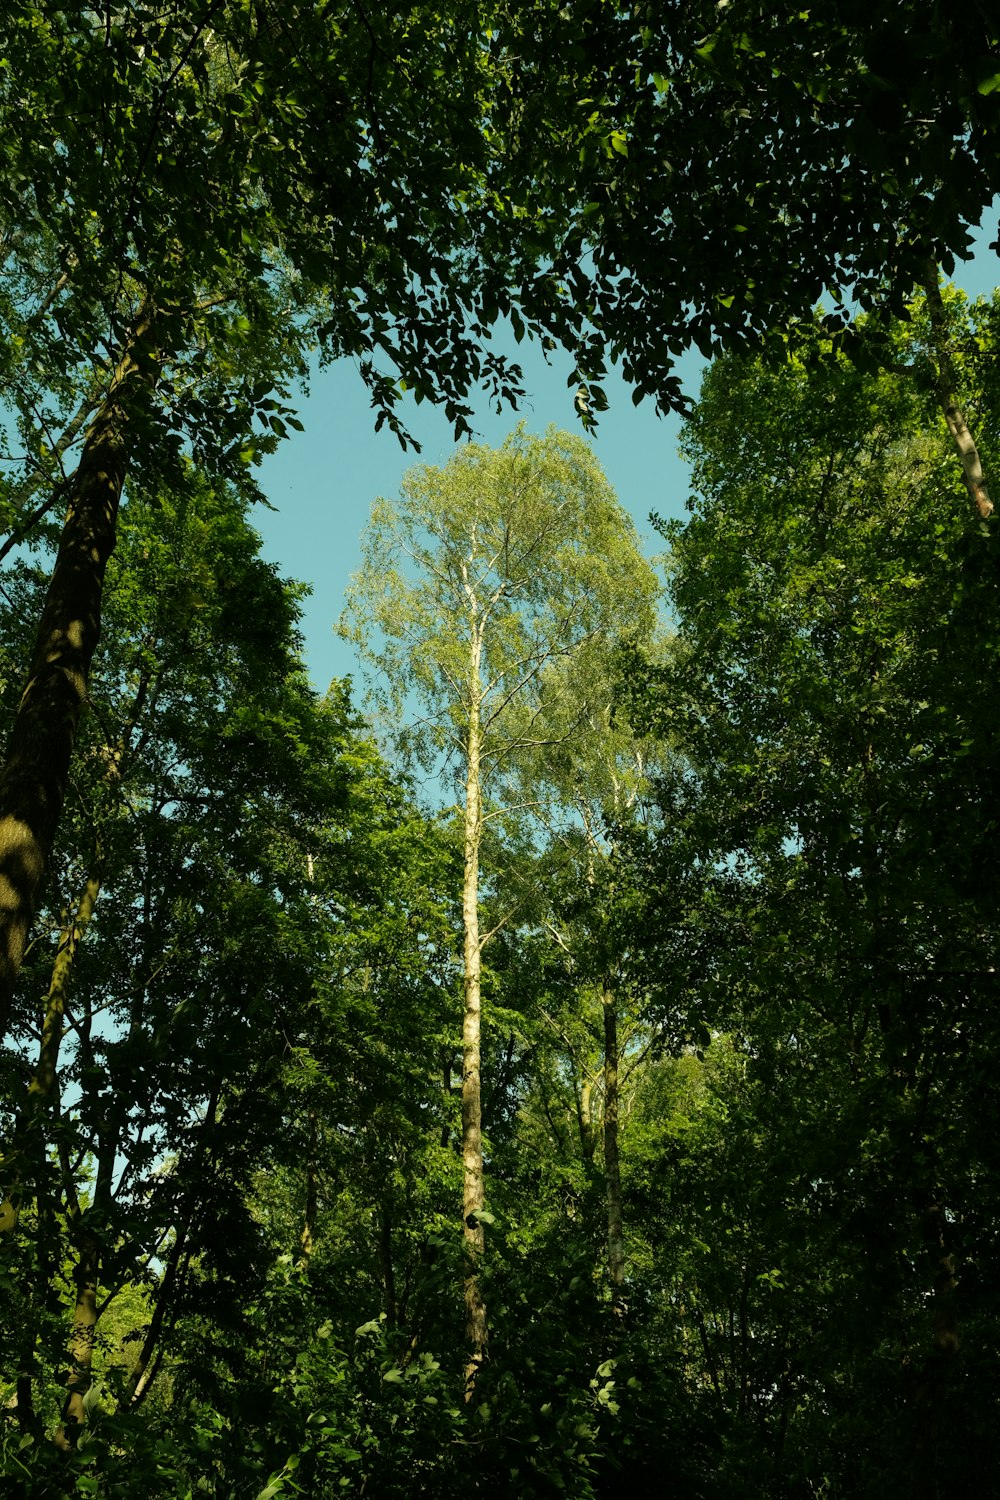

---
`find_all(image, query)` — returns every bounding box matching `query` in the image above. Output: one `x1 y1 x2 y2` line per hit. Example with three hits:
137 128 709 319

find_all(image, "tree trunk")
378 1205 398 1329
298 1109 318 1268
122 1087 219 1413
923 262 993 520
461 627 487 1396
0 306 155 1039
56 1026 120 1448
575 1071 597 1162
441 1049 453 1149
1 871 101 1229
2 871 102 1426
602 979 626 1315
55 1228 100 1448
122 1216 190 1412
32 874 102 1107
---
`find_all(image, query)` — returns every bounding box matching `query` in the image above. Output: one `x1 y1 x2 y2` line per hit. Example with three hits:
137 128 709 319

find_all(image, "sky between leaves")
242 223 1000 696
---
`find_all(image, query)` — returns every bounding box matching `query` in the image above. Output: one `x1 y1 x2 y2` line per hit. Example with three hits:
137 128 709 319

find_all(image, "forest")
1 2 1000 1497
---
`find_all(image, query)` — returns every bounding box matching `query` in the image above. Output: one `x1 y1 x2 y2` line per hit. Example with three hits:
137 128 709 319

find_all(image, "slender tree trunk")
122 1087 219 1413
54 1228 100 1448
378 1205 398 1329
122 1217 190 1412
461 627 487 1396
602 979 626 1315
577 1075 596 1161
0 306 155 1038
441 1049 453 1149
738 1266 751 1416
2 871 101 1426
298 1109 318 1268
1 871 101 1225
32 874 102 1108
694 1304 724 1407
56 1048 120 1449
923 262 993 520
12 1376 35 1433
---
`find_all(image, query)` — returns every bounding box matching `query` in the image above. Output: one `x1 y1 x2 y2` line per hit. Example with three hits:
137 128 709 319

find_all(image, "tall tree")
504 643 667 1315
5 1 999 1035
343 426 657 1389
0 468 356 1447
627 292 1000 1492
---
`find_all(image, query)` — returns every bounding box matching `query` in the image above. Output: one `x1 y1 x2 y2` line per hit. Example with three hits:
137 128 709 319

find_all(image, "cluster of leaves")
620 292 1000 1495
0 442 714 1498
10 281 1000 1499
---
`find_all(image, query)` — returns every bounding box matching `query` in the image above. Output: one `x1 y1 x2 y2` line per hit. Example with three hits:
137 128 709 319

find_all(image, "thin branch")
478 899 525 949
0 481 68 566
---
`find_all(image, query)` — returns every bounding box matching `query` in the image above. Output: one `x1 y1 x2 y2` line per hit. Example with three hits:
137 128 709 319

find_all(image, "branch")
0 481 68 566
479 794 546 824
478 899 524 949
480 625 601 733
543 919 575 961
0 383 100 555
922 260 993 519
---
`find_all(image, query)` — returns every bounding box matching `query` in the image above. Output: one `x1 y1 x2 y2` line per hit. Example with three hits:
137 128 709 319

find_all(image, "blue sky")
254 232 1000 696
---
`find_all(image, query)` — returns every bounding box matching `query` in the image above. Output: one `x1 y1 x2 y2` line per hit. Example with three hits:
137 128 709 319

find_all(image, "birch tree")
512 648 665 1318
342 426 658 1389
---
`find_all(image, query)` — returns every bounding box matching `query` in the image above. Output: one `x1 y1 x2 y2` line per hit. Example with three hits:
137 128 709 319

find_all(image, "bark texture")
923 263 993 520
0 310 155 1039
461 625 488 1395
31 874 101 1107
55 1229 100 1447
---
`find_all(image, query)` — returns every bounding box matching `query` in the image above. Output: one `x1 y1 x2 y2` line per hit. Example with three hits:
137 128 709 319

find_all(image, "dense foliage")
2 290 999 1496
4 4 1000 1496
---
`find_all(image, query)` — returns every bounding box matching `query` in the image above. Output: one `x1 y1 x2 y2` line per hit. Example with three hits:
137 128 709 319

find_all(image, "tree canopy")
343 426 658 1389
3 6 1000 1495
2 0 998 1024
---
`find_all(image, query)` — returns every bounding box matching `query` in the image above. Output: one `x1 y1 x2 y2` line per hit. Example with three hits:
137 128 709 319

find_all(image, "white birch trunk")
461 621 488 1393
